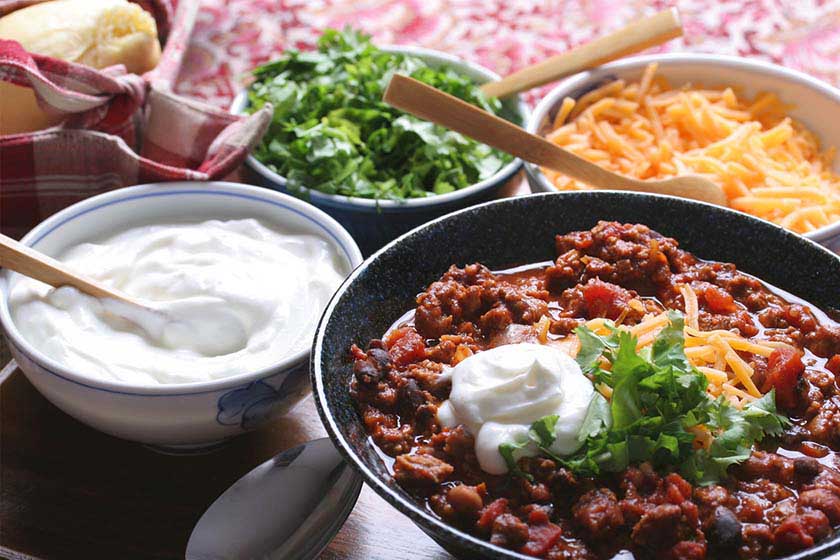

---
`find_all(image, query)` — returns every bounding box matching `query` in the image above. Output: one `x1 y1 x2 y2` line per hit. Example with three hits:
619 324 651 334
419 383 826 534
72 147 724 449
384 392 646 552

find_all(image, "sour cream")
9 219 347 385
437 343 594 475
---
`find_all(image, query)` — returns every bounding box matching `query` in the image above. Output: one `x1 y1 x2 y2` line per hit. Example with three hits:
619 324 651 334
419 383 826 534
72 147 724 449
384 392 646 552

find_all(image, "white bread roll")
0 0 161 134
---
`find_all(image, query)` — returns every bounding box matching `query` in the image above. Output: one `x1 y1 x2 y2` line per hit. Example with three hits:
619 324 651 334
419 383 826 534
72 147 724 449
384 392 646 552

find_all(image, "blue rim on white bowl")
0 182 363 447
230 45 531 254
524 53 840 253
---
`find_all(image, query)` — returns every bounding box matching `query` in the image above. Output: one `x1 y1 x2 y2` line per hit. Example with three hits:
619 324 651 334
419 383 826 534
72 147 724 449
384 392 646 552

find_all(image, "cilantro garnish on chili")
501 311 790 484
245 29 516 200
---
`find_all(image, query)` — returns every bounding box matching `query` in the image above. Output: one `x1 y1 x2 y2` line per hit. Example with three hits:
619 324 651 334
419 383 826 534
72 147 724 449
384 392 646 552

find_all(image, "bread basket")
0 0 272 239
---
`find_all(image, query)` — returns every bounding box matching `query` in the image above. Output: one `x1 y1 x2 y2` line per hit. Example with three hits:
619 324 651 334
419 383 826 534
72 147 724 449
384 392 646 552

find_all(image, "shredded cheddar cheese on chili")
542 63 840 234
572 285 793 409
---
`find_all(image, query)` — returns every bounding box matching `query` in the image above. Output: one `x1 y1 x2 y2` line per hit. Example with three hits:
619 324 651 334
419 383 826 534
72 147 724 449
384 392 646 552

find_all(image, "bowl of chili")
313 191 840 560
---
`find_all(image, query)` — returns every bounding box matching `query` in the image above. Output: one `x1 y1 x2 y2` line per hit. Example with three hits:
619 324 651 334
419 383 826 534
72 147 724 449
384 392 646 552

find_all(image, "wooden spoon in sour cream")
0 233 248 357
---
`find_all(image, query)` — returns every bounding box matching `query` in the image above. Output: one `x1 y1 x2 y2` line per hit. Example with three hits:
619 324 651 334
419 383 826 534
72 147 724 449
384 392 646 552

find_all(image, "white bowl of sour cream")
0 182 362 449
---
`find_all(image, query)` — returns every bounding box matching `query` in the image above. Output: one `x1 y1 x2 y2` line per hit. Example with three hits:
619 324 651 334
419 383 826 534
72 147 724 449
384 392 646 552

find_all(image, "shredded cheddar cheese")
680 284 700 330
453 344 473 365
543 64 840 234
536 315 551 344
596 382 613 399
573 285 788 408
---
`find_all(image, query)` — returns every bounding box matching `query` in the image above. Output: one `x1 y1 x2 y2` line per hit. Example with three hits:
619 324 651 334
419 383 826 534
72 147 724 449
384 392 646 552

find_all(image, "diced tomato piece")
349 344 367 361
774 519 814 553
519 520 563 556
665 541 707 560
783 304 818 332
581 279 632 320
799 489 840 524
477 498 508 531
385 327 426 366
527 508 550 525
384 327 408 346
773 511 829 554
702 284 738 314
826 354 840 376
761 346 805 409
799 509 831 539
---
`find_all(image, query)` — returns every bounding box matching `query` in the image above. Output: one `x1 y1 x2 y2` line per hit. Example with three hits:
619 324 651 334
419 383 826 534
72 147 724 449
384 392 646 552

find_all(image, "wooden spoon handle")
385 75 726 205
480 8 682 99
385 74 638 188
0 233 126 301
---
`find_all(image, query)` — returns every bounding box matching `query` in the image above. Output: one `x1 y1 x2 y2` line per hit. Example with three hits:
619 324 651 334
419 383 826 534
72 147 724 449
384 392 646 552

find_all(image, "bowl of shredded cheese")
526 53 840 252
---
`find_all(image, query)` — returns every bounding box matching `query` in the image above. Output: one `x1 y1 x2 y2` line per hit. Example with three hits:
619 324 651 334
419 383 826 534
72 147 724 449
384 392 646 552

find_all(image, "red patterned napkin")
176 1 840 108
0 0 272 239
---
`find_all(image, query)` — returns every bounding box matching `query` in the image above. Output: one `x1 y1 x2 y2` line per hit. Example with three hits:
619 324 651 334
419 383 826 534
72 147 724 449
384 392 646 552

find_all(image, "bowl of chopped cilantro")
232 29 528 255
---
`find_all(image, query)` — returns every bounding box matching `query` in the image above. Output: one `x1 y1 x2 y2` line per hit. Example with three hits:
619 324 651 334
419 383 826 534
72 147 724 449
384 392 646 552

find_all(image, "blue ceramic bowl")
231 45 530 256
312 191 840 559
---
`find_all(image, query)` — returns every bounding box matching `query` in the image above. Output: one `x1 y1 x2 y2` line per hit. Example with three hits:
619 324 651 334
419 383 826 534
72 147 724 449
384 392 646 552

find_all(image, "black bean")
709 506 742 549
779 425 810 447
368 348 391 370
353 359 382 384
793 457 821 480
401 378 426 410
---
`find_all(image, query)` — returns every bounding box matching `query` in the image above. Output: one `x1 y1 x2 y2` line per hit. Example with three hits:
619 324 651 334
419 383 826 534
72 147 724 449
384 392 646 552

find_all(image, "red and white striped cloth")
0 0 271 239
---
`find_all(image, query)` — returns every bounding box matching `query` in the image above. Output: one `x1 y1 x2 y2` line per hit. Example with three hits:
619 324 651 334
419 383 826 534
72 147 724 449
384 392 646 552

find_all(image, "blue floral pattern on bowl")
216 363 309 430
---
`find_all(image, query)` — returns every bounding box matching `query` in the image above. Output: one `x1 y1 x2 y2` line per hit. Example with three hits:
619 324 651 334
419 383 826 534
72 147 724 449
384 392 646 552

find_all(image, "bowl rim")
0 181 363 396
312 190 840 560
230 44 530 210
524 52 840 245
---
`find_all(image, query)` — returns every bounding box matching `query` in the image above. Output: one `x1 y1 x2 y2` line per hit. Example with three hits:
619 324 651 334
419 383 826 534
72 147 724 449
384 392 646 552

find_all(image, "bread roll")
0 0 161 134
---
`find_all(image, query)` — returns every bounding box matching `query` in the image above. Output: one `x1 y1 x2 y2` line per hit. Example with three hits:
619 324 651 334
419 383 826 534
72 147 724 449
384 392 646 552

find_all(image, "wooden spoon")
384 74 727 206
0 233 144 305
0 233 248 356
480 8 683 99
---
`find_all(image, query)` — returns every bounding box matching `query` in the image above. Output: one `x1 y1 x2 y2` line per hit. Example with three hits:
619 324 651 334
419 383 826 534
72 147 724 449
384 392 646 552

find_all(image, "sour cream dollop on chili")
437 343 594 475
9 219 347 385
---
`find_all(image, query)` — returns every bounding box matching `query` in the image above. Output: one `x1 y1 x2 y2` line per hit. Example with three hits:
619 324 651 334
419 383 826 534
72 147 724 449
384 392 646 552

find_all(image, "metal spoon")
186 438 363 560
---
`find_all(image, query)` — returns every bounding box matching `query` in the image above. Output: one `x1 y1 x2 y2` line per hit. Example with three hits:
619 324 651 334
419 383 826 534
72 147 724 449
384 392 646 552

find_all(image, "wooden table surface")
0 359 454 560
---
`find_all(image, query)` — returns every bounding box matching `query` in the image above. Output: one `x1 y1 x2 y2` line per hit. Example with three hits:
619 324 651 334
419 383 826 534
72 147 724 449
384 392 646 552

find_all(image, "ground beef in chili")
350 222 840 559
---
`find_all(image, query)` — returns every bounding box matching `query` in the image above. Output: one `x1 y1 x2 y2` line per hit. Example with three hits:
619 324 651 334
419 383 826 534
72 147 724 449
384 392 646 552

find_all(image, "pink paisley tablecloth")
175 0 840 108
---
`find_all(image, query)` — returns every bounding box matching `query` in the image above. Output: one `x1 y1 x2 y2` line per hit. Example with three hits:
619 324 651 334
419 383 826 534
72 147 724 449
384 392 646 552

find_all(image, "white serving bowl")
0 182 362 450
231 45 530 255
525 53 840 253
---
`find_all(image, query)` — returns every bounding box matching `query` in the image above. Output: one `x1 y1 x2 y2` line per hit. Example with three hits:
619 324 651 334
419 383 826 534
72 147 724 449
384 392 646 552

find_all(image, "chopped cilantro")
529 414 559 448
499 440 534 481
574 323 619 376
245 28 516 200
506 311 790 484
578 393 612 442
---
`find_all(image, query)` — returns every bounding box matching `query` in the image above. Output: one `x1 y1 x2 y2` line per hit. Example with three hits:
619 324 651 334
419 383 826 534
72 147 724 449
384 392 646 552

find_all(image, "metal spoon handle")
186 438 362 560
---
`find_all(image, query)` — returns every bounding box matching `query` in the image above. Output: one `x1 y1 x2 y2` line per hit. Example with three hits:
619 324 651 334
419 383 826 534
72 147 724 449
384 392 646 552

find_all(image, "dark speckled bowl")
312 191 840 560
